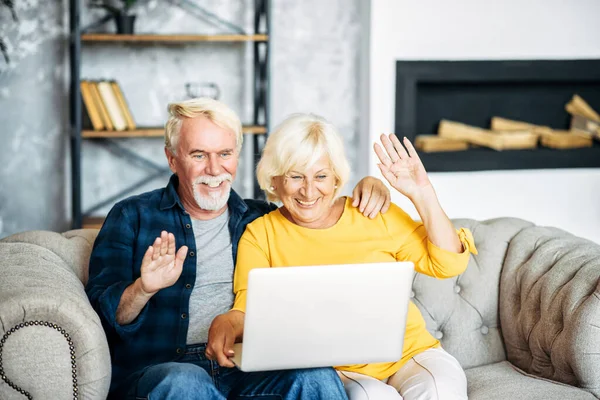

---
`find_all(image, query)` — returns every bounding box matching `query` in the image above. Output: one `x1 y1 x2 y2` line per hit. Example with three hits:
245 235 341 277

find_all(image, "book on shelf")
110 81 136 130
80 80 104 130
97 81 128 131
89 80 114 130
80 80 137 132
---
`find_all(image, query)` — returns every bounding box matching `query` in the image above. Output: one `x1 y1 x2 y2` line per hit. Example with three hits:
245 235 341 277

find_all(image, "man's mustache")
194 174 233 186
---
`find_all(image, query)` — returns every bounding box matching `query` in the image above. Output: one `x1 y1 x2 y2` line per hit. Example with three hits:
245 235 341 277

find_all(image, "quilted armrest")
500 226 600 398
0 231 110 399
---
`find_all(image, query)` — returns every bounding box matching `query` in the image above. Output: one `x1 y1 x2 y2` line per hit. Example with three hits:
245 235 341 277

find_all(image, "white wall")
368 0 600 243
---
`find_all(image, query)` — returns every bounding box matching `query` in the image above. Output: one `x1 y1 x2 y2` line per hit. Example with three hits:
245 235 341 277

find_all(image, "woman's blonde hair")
256 113 350 202
165 97 243 154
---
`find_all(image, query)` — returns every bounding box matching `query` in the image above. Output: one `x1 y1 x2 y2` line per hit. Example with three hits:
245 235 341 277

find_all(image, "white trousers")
337 348 468 400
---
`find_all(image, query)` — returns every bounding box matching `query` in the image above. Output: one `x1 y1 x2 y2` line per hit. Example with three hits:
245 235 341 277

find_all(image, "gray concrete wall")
0 1 69 237
0 0 363 238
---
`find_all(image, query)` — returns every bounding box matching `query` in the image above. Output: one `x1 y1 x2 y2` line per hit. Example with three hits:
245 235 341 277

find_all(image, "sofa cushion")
500 226 600 397
412 217 534 369
466 361 596 400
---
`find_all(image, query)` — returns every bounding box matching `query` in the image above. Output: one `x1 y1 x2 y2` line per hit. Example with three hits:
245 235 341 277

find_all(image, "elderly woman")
208 113 477 400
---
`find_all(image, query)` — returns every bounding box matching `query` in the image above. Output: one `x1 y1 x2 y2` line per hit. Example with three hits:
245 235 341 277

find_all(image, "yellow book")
80 80 104 130
90 81 114 131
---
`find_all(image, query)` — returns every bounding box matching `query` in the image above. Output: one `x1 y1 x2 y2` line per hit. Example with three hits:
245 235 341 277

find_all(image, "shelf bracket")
83 168 171 216
98 138 167 172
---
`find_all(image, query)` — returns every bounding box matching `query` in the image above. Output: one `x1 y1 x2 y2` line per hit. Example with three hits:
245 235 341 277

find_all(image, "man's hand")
206 311 244 368
352 176 391 219
115 232 187 325
140 231 188 295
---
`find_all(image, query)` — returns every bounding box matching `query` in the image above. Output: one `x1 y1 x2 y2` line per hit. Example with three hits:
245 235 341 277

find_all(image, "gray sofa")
0 217 599 399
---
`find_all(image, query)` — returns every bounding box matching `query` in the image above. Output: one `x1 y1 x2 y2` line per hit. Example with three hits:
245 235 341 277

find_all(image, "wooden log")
570 114 600 140
414 135 469 153
540 130 593 149
491 117 538 131
490 117 552 135
565 95 600 122
438 120 538 151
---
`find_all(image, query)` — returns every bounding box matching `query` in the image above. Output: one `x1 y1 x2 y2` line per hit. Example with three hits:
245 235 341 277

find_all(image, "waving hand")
140 231 188 295
373 134 431 200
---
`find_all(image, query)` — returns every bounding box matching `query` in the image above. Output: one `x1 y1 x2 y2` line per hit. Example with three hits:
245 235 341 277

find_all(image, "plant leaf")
123 0 137 8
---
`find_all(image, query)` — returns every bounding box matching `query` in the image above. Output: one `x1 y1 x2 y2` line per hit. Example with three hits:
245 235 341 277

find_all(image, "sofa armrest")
0 232 110 400
500 226 600 398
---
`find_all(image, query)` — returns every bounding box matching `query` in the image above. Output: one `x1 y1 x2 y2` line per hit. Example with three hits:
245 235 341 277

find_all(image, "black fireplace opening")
394 59 600 172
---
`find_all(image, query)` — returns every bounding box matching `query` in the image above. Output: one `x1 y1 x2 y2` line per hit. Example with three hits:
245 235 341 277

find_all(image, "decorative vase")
185 82 221 100
114 14 136 35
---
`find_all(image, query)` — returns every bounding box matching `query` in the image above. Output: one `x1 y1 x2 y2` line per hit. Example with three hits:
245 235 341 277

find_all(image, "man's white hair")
164 97 243 155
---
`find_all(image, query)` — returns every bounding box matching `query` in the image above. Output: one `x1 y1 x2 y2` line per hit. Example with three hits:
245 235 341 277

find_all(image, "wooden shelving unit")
82 125 267 138
82 33 268 42
69 1 271 229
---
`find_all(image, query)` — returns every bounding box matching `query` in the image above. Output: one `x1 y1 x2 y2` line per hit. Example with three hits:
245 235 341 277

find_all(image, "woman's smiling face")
273 155 337 228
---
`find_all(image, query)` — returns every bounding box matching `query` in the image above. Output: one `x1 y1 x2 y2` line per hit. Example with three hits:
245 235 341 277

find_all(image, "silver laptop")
231 261 414 372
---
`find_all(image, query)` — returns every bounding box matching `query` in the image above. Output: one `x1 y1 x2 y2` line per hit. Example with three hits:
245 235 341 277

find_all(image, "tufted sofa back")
411 217 534 369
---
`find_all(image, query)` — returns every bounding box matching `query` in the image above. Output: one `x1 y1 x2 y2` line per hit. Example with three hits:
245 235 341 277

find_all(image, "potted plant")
1 0 17 63
89 0 138 35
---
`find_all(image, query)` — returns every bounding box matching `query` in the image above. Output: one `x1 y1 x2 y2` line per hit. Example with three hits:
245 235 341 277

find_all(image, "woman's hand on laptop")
206 310 245 367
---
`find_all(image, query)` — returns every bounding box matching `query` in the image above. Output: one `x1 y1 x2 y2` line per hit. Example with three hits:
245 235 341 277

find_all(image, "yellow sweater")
232 197 477 380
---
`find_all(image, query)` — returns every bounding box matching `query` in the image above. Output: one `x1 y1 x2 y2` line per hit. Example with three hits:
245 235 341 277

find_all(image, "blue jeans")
111 344 348 400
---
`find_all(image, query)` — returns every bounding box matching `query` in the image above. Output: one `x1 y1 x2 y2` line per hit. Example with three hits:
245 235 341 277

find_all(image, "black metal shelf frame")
253 0 269 199
69 0 270 228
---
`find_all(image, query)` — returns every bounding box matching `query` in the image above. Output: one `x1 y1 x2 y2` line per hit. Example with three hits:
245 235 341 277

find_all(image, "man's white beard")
192 174 232 211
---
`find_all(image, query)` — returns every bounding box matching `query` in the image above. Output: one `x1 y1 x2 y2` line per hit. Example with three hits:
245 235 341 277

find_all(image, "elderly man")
86 97 391 400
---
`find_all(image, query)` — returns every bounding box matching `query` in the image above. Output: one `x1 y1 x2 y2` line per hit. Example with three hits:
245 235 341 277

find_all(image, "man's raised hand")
140 231 188 295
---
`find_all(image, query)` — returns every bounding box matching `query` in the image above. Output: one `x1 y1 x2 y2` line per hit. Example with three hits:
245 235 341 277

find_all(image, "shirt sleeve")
386 205 478 279
85 204 150 339
231 221 271 313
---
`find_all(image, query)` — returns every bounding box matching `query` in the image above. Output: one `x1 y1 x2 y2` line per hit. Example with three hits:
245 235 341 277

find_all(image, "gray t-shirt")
186 209 235 344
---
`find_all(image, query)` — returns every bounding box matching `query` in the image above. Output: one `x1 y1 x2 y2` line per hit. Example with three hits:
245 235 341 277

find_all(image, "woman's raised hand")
373 134 431 200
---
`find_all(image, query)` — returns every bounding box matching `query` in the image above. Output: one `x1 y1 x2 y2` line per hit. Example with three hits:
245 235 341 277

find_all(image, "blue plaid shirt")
85 174 276 392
